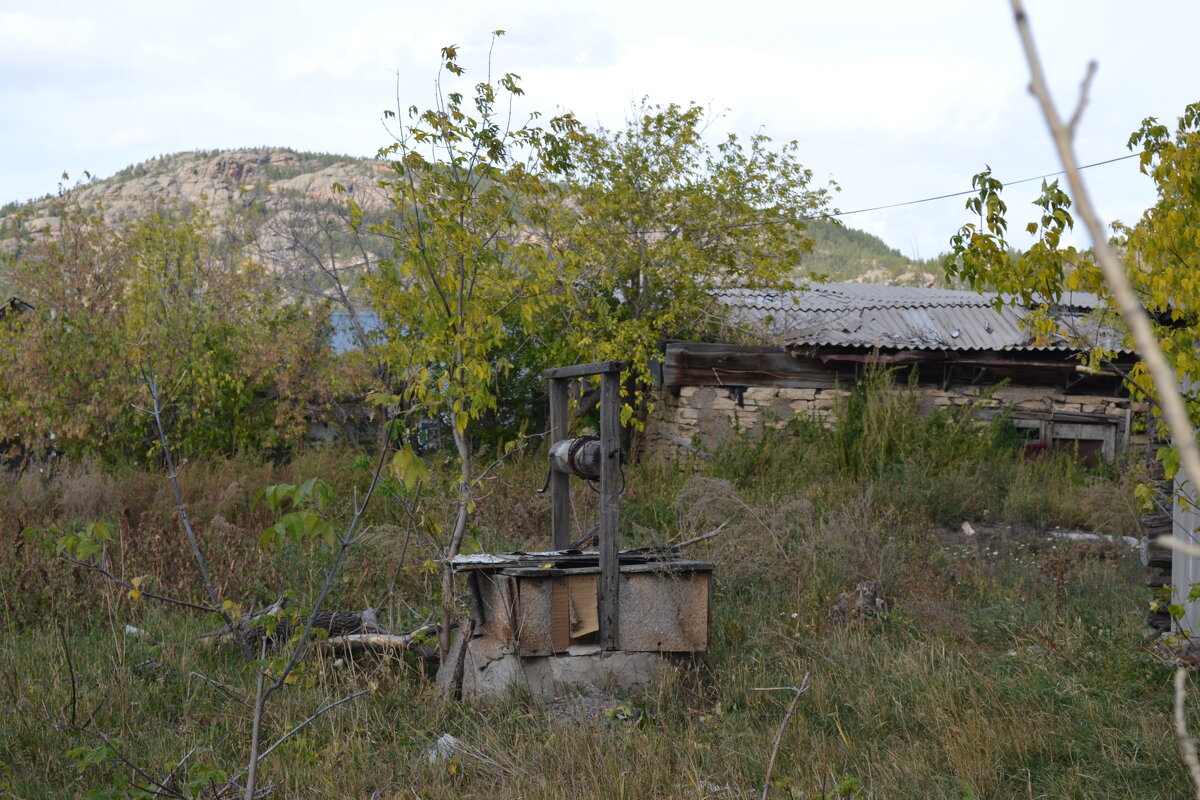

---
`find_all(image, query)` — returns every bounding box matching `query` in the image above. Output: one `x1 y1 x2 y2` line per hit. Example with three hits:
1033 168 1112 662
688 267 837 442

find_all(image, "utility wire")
579 152 1141 237
809 152 1140 221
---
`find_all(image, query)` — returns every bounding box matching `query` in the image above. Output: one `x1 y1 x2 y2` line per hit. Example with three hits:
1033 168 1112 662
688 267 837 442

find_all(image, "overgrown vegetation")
945 100 1200 463
1 39 1193 800
0 201 342 465
0 371 1183 799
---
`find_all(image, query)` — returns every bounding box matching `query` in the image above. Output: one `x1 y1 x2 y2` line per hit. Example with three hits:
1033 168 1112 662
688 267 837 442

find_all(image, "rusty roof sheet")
717 284 1129 353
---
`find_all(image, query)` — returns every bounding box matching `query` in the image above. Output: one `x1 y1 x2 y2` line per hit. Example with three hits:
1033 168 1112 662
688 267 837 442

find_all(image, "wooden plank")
616 571 710 652
663 342 852 388
598 369 621 651
551 579 570 653
549 378 571 548
664 370 841 390
567 574 600 638
544 360 628 380
662 341 1131 392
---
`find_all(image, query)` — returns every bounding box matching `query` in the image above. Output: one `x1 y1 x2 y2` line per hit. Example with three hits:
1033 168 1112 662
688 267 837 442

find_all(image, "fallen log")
210 599 386 647
207 599 441 659
322 622 440 656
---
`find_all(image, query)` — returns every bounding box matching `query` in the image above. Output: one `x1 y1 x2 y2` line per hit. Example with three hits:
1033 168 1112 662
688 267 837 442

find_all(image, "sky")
2 0 1198 260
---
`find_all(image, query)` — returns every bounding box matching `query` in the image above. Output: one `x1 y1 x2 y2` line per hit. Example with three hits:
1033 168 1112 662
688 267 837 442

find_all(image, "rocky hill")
3 148 388 232
0 149 398 305
2 147 943 288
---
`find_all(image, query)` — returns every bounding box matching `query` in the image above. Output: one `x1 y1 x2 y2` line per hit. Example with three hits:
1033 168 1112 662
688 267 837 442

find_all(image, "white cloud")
0 11 95 57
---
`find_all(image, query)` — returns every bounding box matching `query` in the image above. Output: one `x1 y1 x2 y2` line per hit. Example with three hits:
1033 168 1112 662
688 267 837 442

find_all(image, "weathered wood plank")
549 378 571 549
662 341 1132 393
598 369 621 651
663 342 852 388
544 360 627 379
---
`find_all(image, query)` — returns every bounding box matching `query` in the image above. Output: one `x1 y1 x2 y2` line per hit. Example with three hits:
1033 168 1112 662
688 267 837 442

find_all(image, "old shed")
648 283 1141 459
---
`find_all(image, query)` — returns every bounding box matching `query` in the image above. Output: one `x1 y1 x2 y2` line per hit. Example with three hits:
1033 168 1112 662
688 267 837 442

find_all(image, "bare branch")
61 554 221 615
160 747 198 796
266 435 392 691
1067 61 1098 134
243 638 268 800
67 726 184 799
59 621 77 727
243 432 392 798
1010 0 1200 530
1162 535 1200 558
190 671 255 710
146 377 238 629
320 621 439 652
672 519 731 550
1175 669 1200 800
751 675 811 800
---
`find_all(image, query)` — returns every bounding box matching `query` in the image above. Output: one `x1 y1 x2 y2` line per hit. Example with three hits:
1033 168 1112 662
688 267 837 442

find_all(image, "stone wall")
644 380 1137 459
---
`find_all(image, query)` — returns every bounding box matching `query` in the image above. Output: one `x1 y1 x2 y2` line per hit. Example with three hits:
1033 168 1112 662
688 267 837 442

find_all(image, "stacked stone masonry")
646 382 1136 459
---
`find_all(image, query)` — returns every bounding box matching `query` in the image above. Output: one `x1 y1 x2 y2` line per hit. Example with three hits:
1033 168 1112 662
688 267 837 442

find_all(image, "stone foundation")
645 382 1137 460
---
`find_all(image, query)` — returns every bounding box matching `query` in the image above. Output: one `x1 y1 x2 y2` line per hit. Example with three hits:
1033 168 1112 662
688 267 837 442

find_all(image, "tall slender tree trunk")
439 424 472 661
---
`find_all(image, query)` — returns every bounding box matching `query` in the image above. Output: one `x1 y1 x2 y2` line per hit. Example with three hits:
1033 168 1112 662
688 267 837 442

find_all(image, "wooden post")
598 369 621 651
543 361 626 651
548 377 570 549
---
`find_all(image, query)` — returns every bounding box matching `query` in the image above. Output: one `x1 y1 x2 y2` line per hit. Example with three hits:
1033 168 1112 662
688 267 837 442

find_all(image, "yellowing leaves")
127 575 148 602
391 444 431 490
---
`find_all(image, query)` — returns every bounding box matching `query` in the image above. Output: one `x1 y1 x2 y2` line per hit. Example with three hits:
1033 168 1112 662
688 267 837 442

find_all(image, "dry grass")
0 377 1182 798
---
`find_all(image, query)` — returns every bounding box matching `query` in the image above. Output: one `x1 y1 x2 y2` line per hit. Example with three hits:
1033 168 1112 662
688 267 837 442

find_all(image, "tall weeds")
708 366 1136 533
0 374 1172 799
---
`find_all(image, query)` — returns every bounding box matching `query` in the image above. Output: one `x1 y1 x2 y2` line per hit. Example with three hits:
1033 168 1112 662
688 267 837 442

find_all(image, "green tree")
363 36 578 657
944 100 1200 470
0 200 323 463
1113 103 1200 409
944 168 1089 346
554 101 837 428
0 202 133 457
120 207 324 458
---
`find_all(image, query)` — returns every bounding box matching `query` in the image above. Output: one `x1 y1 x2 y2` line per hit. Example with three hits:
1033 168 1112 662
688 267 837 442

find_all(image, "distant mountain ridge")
2 147 386 230
2 147 944 286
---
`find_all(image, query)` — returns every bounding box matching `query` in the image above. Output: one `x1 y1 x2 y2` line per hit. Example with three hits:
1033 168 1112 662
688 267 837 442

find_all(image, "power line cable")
805 152 1140 221
564 151 1141 238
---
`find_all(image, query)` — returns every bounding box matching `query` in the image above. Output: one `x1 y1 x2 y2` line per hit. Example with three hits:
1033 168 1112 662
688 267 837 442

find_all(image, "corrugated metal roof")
717 284 1128 353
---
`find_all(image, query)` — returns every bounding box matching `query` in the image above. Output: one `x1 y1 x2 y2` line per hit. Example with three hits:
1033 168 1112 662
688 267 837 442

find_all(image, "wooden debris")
209 598 437 657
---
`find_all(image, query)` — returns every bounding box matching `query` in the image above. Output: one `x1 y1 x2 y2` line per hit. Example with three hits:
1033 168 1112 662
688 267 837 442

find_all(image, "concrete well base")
460 638 677 702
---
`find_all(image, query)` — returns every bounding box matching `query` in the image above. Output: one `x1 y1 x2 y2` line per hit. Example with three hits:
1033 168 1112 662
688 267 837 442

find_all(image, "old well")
439 361 714 700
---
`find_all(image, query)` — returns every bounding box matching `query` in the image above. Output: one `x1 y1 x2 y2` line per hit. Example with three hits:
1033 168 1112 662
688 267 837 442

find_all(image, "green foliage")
945 101 1200 438
832 367 1015 481
1113 102 1200 411
944 169 1084 344
800 219 943 283
23 520 115 562
555 100 836 425
707 369 1131 534
364 35 578 451
256 477 337 549
0 436 1172 799
0 199 325 464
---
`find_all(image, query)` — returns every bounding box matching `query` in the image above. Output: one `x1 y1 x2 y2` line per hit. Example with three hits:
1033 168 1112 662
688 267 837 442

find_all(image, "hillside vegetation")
802 219 946 284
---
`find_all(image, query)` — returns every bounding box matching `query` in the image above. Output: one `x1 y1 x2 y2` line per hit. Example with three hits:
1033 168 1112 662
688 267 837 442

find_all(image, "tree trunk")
440 424 472 662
